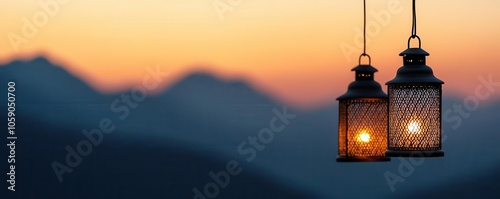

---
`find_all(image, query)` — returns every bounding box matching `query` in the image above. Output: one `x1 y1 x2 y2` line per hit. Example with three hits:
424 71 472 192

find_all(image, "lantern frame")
385 36 444 157
337 55 390 162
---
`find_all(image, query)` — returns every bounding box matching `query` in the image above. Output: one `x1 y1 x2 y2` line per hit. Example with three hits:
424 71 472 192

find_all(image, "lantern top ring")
408 35 421 48
358 53 371 66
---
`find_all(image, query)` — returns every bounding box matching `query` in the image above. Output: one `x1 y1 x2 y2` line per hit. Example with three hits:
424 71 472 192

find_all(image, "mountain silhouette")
0 57 316 199
0 57 102 104
1 56 500 198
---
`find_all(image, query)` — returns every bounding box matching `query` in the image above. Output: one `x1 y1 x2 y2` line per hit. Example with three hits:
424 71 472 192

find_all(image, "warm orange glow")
357 130 371 143
408 120 421 134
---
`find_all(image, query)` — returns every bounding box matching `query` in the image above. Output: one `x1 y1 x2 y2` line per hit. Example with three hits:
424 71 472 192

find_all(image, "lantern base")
336 156 391 162
385 150 444 157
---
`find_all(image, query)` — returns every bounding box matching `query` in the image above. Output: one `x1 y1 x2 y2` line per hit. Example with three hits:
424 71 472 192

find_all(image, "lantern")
385 36 444 157
337 55 390 162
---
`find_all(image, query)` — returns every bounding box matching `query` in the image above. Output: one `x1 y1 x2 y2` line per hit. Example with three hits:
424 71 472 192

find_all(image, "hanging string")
358 0 371 65
362 0 367 55
411 0 417 38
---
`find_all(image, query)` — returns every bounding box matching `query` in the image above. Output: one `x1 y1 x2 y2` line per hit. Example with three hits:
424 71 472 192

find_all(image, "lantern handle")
358 53 371 66
408 35 422 48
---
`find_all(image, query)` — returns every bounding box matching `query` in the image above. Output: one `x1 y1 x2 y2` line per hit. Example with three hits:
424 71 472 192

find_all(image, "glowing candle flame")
357 130 371 143
408 120 421 134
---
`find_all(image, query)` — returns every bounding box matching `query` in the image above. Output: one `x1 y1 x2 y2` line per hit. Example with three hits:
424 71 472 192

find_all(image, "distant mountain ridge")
0 56 316 198
0 57 102 103
1 56 500 198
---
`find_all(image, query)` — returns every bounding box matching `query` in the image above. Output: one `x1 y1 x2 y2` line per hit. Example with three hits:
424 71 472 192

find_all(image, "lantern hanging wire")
411 0 417 38
362 0 367 57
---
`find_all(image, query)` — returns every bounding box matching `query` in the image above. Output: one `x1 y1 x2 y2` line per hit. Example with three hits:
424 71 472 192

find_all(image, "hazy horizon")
2 55 500 110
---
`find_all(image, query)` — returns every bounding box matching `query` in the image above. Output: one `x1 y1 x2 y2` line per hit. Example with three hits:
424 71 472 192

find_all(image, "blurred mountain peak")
172 72 249 90
0 56 276 108
0 56 101 103
28 56 52 64
161 71 274 108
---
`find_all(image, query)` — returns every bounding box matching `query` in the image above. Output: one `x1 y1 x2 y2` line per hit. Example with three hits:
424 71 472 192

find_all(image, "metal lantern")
386 36 444 157
337 55 390 162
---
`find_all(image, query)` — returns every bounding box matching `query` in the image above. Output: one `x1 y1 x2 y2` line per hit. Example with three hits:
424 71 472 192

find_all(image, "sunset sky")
1 0 499 109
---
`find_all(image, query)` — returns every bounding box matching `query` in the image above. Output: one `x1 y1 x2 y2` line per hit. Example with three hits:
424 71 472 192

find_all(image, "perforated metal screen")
388 85 442 151
338 99 388 157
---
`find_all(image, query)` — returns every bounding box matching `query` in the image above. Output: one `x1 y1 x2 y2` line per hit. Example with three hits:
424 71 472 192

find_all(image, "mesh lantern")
385 36 444 157
337 55 390 162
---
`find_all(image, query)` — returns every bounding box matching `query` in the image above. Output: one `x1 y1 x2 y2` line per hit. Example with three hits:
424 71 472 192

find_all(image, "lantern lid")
337 64 388 100
399 47 429 56
386 47 444 85
351 64 378 73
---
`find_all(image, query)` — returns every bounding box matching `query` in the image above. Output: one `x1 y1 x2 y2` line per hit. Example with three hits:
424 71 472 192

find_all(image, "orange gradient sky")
1 0 499 109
